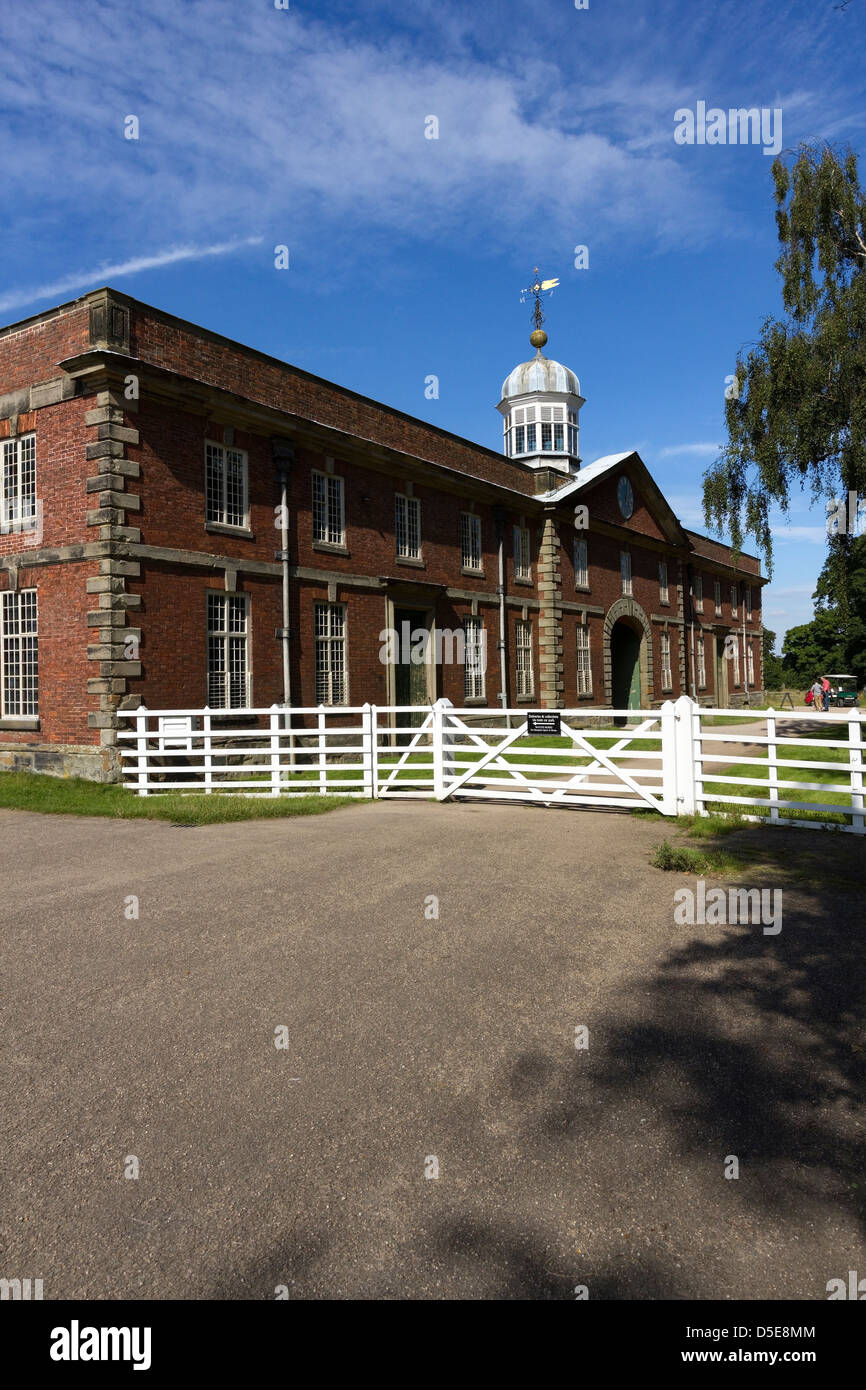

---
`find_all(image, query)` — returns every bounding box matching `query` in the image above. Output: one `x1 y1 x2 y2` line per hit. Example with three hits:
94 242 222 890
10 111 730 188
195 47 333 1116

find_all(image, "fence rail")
116 698 865 834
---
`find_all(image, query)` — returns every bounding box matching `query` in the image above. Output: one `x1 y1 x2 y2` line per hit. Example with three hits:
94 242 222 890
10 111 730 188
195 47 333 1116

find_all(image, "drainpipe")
493 506 508 723
742 580 750 706
687 563 697 700
272 438 295 708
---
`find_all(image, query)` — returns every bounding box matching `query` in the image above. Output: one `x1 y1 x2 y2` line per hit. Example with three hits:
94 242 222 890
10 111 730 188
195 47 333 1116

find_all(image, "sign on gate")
526 711 561 737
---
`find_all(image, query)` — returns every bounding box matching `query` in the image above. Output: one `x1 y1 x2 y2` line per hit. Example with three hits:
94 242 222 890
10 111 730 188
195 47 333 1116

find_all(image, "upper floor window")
714 580 722 616
205 441 248 529
514 525 531 580
694 574 703 613
746 586 753 620
730 584 738 617
2 433 37 531
659 560 669 605
574 536 589 588
620 550 632 597
568 411 579 457
207 592 249 710
395 494 421 560
312 471 345 547
1 590 38 717
461 512 482 572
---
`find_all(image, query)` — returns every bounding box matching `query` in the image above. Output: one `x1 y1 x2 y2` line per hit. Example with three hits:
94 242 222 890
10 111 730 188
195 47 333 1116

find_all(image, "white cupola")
497 328 584 476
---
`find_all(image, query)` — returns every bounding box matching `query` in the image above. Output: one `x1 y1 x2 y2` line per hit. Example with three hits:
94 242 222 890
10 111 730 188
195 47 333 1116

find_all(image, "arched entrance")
611 621 642 708
602 597 654 710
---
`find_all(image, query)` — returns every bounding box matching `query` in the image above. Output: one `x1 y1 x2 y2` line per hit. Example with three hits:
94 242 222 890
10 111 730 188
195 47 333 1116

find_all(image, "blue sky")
2 0 864 647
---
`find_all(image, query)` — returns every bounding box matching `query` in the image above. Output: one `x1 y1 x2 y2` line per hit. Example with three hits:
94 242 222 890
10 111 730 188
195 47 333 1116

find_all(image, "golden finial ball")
530 329 548 350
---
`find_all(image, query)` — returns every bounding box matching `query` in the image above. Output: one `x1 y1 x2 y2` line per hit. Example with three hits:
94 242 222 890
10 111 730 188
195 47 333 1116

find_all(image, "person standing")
810 678 824 710
821 675 831 711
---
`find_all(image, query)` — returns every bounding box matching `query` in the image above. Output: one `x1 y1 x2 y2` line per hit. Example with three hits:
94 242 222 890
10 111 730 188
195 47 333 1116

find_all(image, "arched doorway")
611 620 642 709
602 596 654 710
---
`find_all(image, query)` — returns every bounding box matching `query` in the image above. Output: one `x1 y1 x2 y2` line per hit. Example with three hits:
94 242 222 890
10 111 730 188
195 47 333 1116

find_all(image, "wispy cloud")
774 526 828 545
657 442 722 458
0 237 264 315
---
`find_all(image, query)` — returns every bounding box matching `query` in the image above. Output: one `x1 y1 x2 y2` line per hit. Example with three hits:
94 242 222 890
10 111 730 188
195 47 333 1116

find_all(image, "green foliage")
781 608 848 688
703 143 866 571
762 626 785 688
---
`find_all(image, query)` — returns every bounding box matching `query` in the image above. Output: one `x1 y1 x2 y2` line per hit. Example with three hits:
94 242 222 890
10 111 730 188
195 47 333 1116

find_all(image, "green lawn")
701 725 859 826
0 772 360 824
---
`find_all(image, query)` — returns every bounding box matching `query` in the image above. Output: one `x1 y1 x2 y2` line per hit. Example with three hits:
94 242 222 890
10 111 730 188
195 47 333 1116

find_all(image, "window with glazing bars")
463 616 484 699
746 586 753 620
205 441 247 528
514 526 531 579
515 620 533 697
1 590 38 717
697 634 706 688
747 641 755 686
1 434 37 530
312 472 345 546
659 560 669 604
620 551 632 596
576 622 592 695
731 584 738 617
395 494 421 559
731 637 741 685
207 592 249 709
574 536 588 588
661 631 672 688
694 574 703 612
714 580 722 615
461 513 482 571
314 602 347 704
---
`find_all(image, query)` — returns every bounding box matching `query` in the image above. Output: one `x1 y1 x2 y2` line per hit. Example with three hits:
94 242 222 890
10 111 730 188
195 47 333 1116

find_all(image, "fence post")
669 695 698 816
766 708 779 823
202 706 213 794
432 699 445 800
849 715 863 833
361 703 377 799
135 706 149 797
269 704 281 797
318 704 327 795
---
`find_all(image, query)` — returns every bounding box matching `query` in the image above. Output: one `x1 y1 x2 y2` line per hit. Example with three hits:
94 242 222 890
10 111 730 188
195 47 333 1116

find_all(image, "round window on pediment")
617 475 634 519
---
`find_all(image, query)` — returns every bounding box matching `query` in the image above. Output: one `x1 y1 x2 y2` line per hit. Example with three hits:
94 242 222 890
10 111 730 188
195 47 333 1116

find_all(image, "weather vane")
520 266 560 331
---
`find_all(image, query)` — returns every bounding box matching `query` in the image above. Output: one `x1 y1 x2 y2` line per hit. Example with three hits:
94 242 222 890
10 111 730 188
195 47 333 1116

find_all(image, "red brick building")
0 287 765 780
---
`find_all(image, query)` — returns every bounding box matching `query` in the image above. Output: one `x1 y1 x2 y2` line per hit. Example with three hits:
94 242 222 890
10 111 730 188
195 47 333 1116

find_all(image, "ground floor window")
576 622 592 696
207 592 249 709
314 602 347 704
731 636 741 686
1 589 38 717
697 633 706 689
747 640 755 687
515 619 533 697
463 616 485 700
660 630 672 689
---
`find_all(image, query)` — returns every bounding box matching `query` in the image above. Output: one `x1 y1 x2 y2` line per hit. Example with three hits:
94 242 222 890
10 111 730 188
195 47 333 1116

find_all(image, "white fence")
116 698 865 834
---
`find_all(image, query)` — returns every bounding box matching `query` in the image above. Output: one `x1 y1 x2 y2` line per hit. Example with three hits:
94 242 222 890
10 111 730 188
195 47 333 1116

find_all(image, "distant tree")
813 532 866 686
761 626 785 688
703 142 866 571
781 609 848 689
